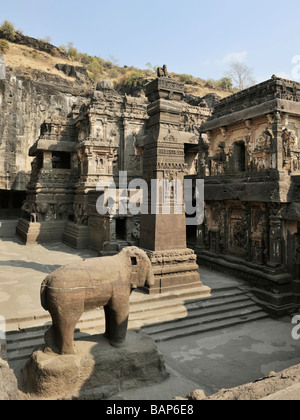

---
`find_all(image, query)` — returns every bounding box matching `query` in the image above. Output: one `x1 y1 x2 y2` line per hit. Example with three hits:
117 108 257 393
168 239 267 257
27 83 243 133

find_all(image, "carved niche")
205 203 226 254
208 142 227 176
282 128 300 172
250 129 273 172
250 205 265 265
228 206 248 258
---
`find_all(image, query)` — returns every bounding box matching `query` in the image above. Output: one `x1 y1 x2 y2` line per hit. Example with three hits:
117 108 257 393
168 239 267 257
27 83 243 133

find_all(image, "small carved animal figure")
157 64 169 78
40 247 155 355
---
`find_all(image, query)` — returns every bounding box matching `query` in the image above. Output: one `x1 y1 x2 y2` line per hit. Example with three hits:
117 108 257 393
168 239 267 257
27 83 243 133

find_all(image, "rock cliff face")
0 29 65 59
0 66 88 191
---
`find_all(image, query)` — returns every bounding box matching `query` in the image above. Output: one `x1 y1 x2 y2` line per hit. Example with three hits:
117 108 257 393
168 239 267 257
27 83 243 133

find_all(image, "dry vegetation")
0 21 233 99
3 42 81 80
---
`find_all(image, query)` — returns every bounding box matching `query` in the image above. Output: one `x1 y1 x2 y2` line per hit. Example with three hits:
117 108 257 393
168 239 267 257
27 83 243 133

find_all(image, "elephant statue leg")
44 324 58 351
104 301 129 348
46 308 83 355
103 305 112 339
57 318 79 355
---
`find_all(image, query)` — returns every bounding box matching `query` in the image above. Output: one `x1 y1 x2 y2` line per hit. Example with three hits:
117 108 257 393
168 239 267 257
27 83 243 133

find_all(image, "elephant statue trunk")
40 247 155 355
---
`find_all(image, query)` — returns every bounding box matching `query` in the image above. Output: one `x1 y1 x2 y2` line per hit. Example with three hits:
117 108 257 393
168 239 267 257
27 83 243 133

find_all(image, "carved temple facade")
16 77 208 294
16 75 300 311
196 76 300 313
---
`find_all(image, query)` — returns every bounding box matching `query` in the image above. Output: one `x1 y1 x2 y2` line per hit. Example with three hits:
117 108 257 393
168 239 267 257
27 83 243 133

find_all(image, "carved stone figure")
157 64 169 78
40 247 155 355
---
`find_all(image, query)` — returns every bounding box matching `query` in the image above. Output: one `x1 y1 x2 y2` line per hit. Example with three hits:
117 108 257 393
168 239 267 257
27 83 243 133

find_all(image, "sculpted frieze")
282 128 300 171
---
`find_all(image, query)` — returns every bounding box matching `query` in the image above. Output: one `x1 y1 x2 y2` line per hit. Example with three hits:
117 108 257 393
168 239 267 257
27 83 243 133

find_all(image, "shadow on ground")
0 260 61 274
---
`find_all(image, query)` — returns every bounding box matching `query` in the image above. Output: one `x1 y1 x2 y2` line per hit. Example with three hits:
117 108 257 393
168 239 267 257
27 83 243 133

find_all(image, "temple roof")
201 76 300 132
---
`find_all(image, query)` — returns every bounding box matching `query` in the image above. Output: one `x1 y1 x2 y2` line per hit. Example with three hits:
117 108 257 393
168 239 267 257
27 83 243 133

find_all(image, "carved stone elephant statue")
40 247 155 355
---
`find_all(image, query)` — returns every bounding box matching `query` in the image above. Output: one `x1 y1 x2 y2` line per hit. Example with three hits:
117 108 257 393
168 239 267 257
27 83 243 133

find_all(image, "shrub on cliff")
216 77 234 91
0 21 16 41
86 57 103 81
178 74 194 84
116 70 147 96
0 40 9 54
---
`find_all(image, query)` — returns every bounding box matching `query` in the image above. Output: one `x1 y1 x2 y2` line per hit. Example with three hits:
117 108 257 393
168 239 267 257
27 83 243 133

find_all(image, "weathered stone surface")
96 79 114 91
24 331 169 400
55 64 88 82
200 364 300 400
186 389 206 400
139 73 203 293
40 247 154 354
0 55 5 80
16 220 68 244
63 222 89 249
197 76 300 313
142 249 202 294
0 68 87 191
0 359 20 400
15 70 209 247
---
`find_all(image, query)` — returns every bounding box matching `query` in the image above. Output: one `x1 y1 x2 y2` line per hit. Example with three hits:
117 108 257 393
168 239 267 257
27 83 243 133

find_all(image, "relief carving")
228 208 248 257
74 203 88 225
282 128 300 171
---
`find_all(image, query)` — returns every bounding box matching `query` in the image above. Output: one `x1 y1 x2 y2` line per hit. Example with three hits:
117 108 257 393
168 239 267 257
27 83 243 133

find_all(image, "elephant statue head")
121 247 155 290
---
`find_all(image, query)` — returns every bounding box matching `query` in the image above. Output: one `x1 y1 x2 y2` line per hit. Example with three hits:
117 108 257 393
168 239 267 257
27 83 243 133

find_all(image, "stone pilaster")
140 75 204 293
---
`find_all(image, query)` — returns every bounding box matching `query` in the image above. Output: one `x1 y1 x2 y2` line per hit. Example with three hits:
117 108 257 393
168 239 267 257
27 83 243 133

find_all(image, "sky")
1 0 300 84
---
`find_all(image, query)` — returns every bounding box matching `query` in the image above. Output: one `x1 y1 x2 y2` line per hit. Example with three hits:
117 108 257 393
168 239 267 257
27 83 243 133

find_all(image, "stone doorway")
115 218 126 240
0 190 26 219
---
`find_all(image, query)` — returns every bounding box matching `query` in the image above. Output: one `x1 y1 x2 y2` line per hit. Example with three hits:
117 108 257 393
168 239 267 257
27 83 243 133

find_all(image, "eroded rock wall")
0 67 88 191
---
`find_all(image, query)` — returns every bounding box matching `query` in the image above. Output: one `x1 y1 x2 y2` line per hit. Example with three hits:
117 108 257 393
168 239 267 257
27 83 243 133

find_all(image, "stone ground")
1 225 300 400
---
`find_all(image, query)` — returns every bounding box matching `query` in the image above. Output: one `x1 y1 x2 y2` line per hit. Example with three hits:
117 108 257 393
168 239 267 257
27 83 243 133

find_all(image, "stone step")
6 292 257 363
5 285 211 332
7 329 101 362
6 302 188 357
6 286 267 364
142 301 258 335
6 287 244 345
148 310 270 343
7 305 268 362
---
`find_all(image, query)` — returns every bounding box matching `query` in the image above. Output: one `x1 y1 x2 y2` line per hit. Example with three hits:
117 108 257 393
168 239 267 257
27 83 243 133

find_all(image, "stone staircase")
5 284 269 369
142 286 269 342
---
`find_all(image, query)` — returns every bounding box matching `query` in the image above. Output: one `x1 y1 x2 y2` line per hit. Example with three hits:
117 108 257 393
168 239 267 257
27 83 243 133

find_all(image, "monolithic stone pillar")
272 111 283 170
139 74 204 294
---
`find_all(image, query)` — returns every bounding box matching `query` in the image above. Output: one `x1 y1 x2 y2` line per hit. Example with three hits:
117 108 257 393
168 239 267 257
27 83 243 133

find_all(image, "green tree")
66 41 79 61
86 57 103 81
218 77 233 91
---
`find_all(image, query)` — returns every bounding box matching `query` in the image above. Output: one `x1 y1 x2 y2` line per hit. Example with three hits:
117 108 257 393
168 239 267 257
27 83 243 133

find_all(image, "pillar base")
63 222 89 249
141 248 202 294
16 219 67 244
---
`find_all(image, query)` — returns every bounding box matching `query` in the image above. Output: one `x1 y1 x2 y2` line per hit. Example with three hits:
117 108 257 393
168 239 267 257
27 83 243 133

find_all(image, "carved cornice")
209 77 300 121
145 77 185 103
